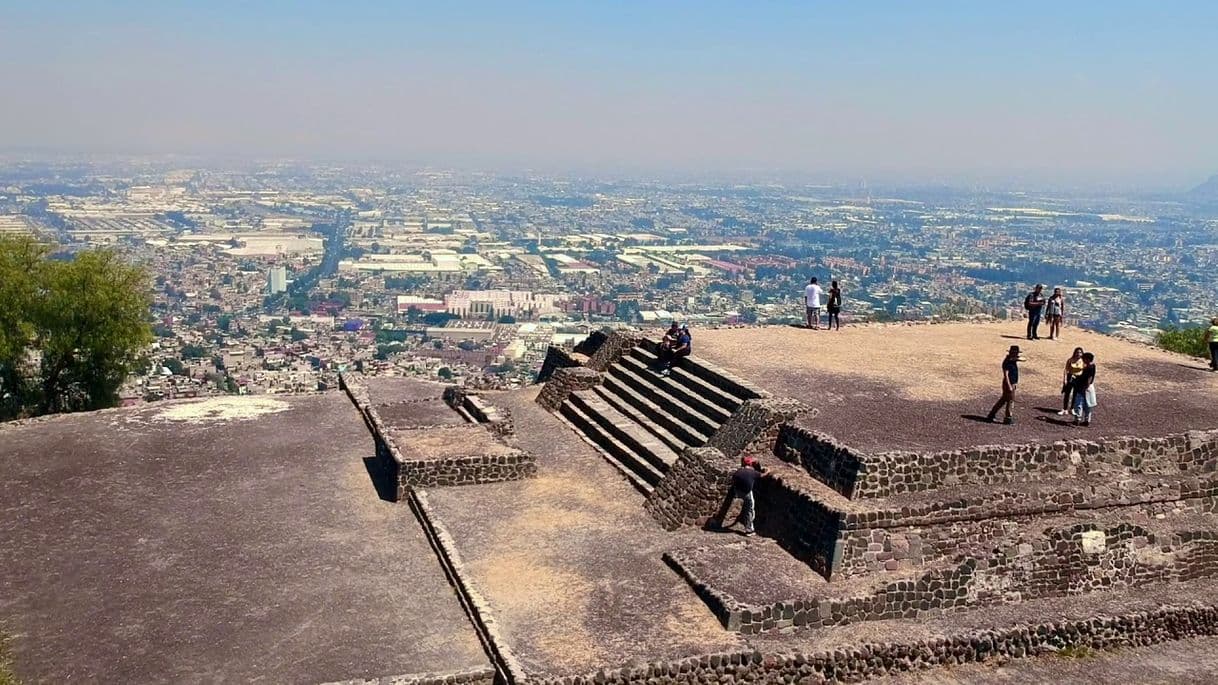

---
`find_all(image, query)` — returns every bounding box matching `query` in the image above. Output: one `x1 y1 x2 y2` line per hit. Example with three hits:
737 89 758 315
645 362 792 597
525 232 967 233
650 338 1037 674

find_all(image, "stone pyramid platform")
533 322 1218 676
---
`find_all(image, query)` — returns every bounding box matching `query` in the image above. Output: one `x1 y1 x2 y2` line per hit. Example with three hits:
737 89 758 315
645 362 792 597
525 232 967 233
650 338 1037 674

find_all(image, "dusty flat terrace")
692 322 1218 452
0 393 487 683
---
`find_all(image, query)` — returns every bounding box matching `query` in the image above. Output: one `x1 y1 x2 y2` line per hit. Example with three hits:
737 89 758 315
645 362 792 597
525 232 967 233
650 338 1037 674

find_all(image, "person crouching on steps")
713 456 766 536
986 345 1020 425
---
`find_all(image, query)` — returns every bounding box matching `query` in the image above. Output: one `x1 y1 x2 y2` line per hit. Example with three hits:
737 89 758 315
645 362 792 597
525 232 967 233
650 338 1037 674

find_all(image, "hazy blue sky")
3 1 1215 187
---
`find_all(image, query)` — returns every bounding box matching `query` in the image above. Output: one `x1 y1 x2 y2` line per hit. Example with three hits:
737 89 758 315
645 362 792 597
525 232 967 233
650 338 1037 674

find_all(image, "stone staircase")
558 344 760 493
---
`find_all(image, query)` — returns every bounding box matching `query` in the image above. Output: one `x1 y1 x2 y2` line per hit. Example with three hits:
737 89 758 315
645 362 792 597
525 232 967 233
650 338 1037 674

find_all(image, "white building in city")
267 266 288 295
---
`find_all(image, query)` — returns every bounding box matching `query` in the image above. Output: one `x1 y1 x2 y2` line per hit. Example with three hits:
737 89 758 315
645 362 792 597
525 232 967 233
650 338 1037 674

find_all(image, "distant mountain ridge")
1187 174 1218 200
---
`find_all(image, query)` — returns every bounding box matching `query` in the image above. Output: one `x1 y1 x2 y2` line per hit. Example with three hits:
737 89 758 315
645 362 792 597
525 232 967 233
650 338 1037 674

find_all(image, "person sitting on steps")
658 324 691 375
713 456 767 537
653 321 680 371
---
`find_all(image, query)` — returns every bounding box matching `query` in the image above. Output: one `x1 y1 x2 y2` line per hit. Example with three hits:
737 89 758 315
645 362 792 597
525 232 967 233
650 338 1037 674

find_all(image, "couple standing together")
804 277 843 330
1024 284 1066 340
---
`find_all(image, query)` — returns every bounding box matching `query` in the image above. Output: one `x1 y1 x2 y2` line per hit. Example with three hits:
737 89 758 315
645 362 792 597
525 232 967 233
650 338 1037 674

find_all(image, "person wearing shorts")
804 277 824 329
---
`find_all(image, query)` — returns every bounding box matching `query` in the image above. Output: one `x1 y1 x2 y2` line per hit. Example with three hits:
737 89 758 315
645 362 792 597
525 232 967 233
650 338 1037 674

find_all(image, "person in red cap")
712 455 766 536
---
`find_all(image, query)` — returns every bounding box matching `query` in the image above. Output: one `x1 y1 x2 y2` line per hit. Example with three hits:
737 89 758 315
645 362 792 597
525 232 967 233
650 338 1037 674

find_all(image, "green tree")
1157 326 1207 358
437 366 454 380
0 237 152 418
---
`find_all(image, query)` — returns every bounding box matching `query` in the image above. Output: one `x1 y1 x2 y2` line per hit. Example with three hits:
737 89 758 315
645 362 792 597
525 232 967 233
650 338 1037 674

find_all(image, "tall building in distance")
267 266 288 295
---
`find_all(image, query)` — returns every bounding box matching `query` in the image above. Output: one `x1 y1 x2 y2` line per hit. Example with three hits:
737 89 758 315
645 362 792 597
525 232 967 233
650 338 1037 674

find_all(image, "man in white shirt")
804 277 824 329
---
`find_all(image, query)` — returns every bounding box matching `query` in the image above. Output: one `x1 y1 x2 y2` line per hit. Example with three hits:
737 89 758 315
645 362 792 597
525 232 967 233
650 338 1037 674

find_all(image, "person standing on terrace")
827 280 843 330
986 345 1021 425
804 277 824 330
1072 352 1097 427
1024 284 1046 340
1058 347 1086 415
1047 287 1066 340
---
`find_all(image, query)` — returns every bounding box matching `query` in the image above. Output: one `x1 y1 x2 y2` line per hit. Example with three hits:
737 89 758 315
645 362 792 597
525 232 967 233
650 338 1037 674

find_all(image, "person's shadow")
960 414 994 423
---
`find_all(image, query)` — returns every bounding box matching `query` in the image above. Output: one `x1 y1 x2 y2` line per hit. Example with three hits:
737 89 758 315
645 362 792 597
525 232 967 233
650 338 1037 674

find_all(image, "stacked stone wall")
585 331 643 372
669 521 1218 636
442 386 515 437
536 346 582 383
530 604 1218 684
754 475 847 579
644 446 737 529
773 423 1218 500
835 495 1218 577
341 373 536 499
706 397 811 459
536 367 602 411
397 452 537 490
772 425 864 499
854 430 1218 499
839 474 1218 532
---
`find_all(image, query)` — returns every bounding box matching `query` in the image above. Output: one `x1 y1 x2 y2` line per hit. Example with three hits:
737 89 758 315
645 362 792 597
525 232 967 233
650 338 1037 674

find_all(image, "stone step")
614 356 731 427
558 399 662 494
628 346 746 413
569 391 679 474
604 363 722 438
591 381 702 454
638 338 765 400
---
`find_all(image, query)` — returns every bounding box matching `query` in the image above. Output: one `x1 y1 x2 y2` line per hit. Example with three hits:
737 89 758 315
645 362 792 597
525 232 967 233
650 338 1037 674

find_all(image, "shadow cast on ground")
362 456 397 502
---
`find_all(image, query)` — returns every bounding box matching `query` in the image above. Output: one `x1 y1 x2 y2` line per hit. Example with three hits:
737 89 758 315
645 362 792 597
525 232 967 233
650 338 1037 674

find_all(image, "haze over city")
3 0 1217 189
6 3 1218 685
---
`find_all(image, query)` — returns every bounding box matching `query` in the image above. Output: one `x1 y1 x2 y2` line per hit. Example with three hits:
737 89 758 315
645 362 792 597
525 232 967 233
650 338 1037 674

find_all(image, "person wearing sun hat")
986 345 1021 425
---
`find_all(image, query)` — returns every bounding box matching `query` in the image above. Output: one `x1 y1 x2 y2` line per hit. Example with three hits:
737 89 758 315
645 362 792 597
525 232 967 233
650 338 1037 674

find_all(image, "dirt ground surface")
421 387 744 677
694 322 1218 452
873 635 1218 684
0 393 487 683
365 376 452 406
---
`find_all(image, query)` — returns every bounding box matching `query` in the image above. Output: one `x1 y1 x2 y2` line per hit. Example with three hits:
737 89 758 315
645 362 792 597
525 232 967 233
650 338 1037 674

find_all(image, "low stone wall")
838 472 1218 532
573 329 609 356
530 603 1218 684
328 666 496 685
754 473 848 579
853 429 1218 499
834 494 1218 577
671 521 1218 636
772 425 865 499
397 452 537 490
585 330 643 372
645 446 737 529
536 367 603 411
442 387 516 437
536 346 583 383
706 397 812 459
409 490 526 685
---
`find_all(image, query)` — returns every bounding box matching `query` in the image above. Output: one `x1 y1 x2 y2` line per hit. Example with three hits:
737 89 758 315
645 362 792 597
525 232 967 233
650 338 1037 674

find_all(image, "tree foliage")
0 236 152 419
1156 326 1208 358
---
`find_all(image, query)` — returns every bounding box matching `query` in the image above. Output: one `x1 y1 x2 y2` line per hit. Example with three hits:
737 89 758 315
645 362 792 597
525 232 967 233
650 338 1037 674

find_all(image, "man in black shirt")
1024 284 1046 340
986 345 1020 425
1071 352 1097 426
712 456 765 536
